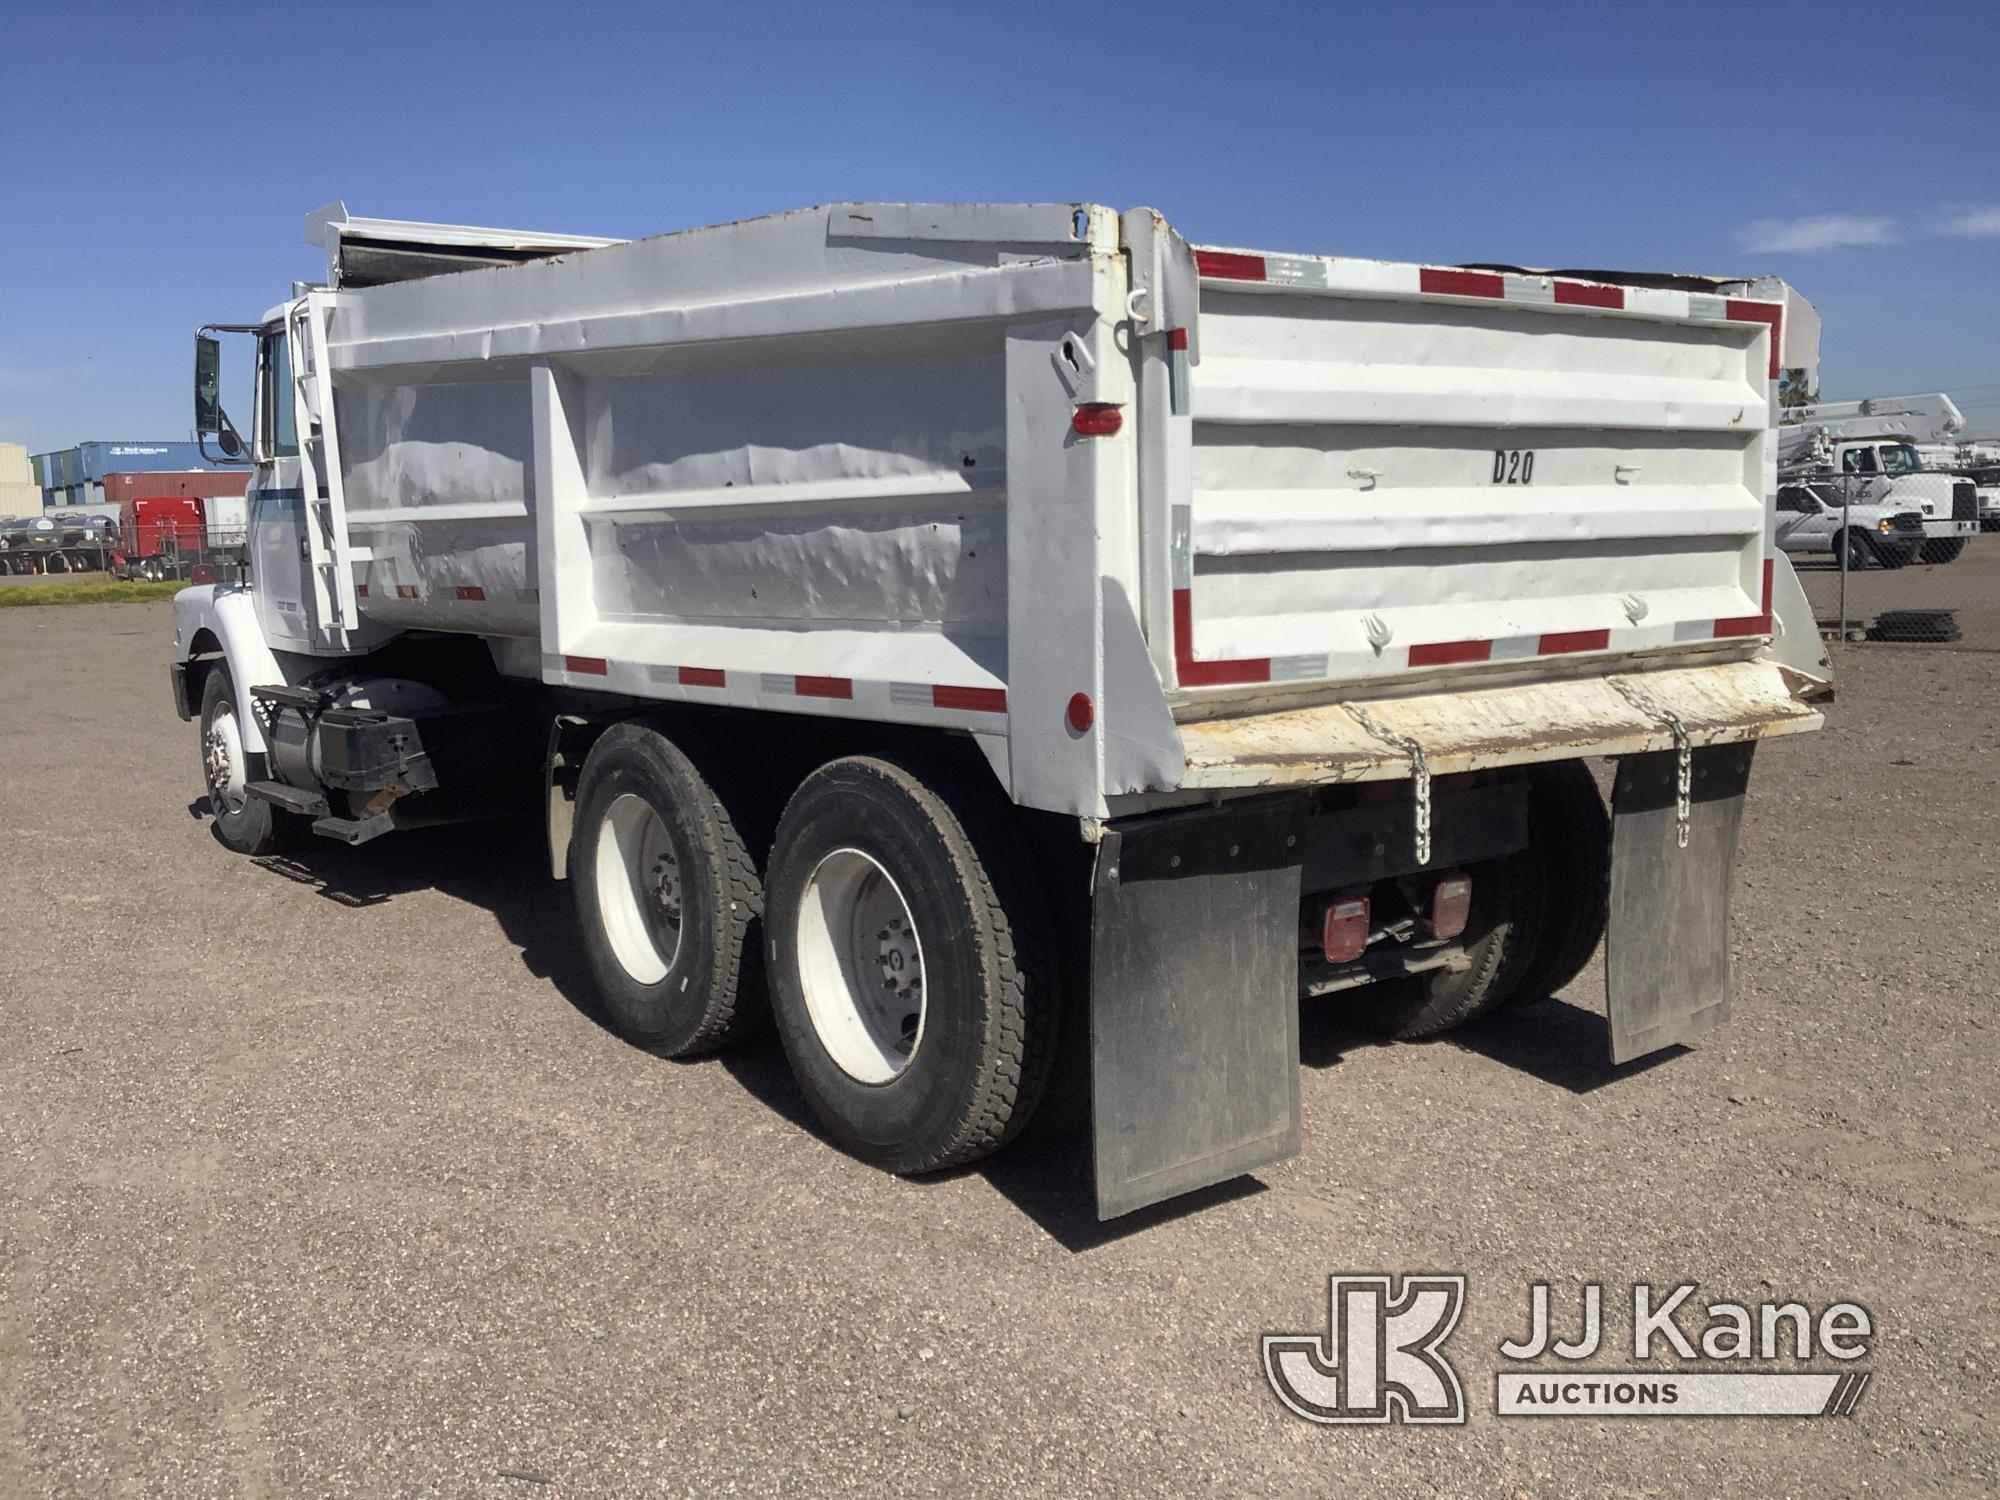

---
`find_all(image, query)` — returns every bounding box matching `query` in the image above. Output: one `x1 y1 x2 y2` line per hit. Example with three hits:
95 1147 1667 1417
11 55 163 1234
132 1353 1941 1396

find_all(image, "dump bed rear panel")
1166 253 1778 700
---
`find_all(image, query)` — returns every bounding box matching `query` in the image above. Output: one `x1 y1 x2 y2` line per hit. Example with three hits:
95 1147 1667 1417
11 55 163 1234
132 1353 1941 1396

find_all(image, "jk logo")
1263 1275 1467 1425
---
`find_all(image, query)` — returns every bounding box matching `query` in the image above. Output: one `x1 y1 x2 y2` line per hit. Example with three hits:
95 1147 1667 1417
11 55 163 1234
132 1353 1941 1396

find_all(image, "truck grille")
1955 480 1979 522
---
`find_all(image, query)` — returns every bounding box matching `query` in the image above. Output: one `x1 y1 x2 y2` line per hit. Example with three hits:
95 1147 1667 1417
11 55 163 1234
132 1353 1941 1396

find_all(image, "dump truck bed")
287 203 1815 820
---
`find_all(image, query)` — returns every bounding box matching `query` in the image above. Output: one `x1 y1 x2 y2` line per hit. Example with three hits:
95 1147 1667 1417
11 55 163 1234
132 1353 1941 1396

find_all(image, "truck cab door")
247 315 316 651
1774 486 1816 550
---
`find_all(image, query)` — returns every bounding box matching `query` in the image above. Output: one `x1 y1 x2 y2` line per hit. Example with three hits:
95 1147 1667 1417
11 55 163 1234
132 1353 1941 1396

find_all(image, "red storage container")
102 470 250 505
120 496 205 556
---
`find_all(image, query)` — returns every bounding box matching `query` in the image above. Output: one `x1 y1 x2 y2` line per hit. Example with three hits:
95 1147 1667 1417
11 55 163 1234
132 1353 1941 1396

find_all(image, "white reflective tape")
1687 293 1728 321
1502 274 1555 306
889 681 930 707
760 673 795 695
1624 286 1693 320
1171 505 1194 587
1673 619 1711 642
1490 634 1541 660
1263 255 1331 288
1268 654 1330 682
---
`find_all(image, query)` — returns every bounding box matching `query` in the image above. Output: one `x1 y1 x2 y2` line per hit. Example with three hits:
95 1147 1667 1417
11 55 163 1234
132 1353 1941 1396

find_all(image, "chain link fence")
1778 471 1995 650
0 528 250 584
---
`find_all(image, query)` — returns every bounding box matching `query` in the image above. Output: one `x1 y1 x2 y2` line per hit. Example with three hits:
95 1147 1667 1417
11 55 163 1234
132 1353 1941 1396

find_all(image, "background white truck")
170 202 1830 1217
1779 394 1980 561
1776 479 1927 569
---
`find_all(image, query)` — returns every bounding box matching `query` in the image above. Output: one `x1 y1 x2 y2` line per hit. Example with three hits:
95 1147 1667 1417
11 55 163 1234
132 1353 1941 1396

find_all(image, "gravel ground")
1 602 1994 1498
1793 531 1999 646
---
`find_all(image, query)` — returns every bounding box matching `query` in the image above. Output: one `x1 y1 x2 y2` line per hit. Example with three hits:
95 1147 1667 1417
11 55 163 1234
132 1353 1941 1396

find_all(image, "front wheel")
764 755 1058 1175
1836 529 1874 572
198 666 302 856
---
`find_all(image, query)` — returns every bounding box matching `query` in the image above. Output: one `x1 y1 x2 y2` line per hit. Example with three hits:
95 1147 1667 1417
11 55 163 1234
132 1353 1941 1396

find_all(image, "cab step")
243 780 329 817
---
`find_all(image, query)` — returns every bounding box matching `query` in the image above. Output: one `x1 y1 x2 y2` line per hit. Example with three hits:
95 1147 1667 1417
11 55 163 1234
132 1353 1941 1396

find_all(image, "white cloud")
1937 205 2000 237
1740 215 1898 253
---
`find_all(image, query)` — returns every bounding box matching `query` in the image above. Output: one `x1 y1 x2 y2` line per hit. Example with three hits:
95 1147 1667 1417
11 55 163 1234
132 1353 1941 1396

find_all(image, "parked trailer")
114 495 248 581
0 512 118 576
171 202 1831 1217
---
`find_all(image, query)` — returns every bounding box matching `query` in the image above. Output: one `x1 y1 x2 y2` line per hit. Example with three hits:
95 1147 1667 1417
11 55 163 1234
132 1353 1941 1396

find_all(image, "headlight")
1878 519 1896 532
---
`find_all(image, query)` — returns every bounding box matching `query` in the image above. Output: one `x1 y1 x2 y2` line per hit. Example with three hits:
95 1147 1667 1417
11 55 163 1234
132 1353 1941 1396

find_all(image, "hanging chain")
1346 705 1433 866
1611 678 1693 848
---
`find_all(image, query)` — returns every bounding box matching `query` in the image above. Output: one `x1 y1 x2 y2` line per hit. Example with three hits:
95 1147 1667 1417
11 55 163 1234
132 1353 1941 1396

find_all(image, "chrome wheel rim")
203 704 247 815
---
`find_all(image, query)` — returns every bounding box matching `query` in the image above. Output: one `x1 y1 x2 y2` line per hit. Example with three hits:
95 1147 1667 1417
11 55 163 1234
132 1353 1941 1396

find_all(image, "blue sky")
4 0 1997 455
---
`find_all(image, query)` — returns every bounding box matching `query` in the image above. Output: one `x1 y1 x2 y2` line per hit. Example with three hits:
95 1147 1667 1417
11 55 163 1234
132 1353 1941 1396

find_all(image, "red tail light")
1430 875 1472 940
1071 402 1123 437
1321 897 1370 963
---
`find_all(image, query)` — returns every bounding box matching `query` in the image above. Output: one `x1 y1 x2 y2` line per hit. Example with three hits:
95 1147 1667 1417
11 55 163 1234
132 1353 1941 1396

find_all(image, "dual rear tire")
1342 760 1609 1039
570 730 1057 1173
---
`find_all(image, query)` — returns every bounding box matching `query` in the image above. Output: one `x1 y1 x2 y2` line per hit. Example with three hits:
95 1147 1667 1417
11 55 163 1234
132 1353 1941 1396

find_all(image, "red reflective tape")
678 666 725 688
1419 267 1504 299
454 584 485 601
794 675 853 700
1726 298 1784 379
1172 588 1271 686
563 655 609 676
932 684 1007 714
1714 557 1775 637
1554 280 1624 309
1538 628 1611 655
1194 250 1267 282
1408 638 1493 667
1166 327 1190 350
354 583 368 597
394 584 418 600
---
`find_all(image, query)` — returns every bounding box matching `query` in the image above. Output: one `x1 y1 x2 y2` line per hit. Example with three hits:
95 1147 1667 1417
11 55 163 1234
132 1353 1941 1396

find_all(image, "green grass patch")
0 580 187 608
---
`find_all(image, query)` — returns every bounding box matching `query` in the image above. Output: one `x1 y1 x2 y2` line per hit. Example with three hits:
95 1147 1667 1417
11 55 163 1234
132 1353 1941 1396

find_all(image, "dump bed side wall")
319 203 1133 818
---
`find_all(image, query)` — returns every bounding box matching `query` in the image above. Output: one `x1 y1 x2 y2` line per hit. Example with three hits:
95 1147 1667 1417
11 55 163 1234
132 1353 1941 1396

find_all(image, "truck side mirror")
195 330 250 461
195 335 223 433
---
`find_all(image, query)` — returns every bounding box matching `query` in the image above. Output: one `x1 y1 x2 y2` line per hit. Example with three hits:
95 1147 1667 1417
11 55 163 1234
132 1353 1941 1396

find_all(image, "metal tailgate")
1160 249 1782 699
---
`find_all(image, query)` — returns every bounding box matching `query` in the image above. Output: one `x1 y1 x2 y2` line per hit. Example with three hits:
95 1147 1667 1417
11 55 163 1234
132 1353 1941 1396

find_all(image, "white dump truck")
172 203 1830 1217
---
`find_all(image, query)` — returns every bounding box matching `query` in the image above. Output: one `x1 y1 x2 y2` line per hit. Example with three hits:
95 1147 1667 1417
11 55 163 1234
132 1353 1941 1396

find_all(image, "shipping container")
102 470 252 505
0 443 30 487
74 440 241 481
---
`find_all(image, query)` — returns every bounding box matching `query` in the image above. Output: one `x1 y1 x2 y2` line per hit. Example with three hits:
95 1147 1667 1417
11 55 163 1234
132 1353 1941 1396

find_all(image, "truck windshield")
1878 444 1922 475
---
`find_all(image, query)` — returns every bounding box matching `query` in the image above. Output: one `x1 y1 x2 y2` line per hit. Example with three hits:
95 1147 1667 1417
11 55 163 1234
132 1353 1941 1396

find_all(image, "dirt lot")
1 602 1995 1498
1793 530 1999 647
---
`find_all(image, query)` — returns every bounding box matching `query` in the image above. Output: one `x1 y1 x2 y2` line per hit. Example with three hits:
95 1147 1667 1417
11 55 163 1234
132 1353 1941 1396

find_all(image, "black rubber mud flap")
1089 800 1304 1219
1606 742 1756 1064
